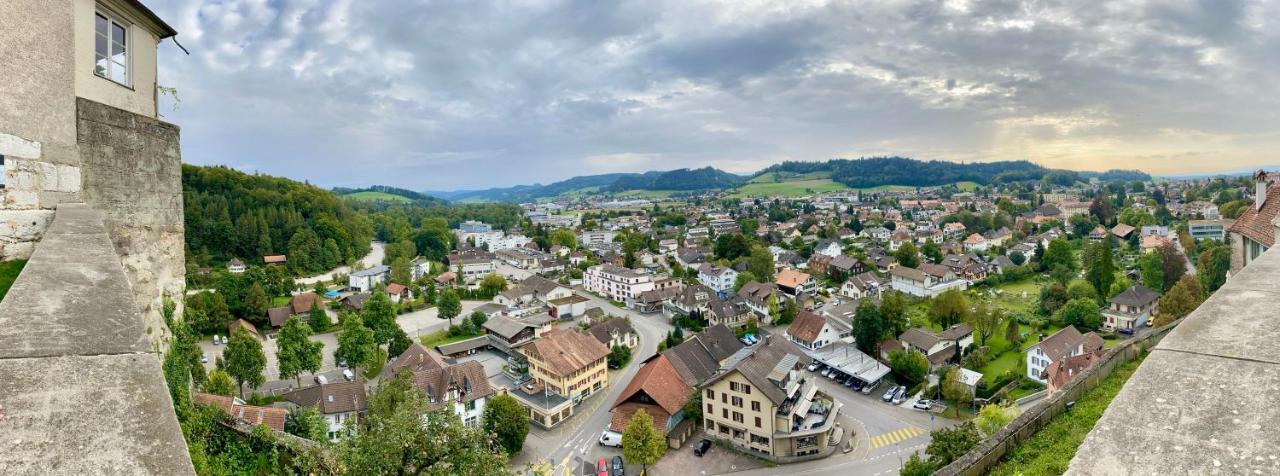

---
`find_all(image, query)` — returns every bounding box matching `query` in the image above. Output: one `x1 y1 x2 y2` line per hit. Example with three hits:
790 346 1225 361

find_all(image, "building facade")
584 264 655 305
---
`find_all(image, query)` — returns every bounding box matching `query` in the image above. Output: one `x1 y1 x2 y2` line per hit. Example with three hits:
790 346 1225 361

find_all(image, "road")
514 287 673 475
1172 236 1196 277
294 240 385 286
198 299 487 391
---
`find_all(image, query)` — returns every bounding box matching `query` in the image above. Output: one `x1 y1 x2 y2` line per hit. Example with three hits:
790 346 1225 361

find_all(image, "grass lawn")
344 191 414 203
271 295 292 307
729 179 851 198
980 350 1023 385
0 259 27 302
984 278 1044 314
419 329 478 349
988 353 1148 476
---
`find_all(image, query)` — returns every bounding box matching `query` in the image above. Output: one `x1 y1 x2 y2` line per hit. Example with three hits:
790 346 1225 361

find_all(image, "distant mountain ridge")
419 157 1152 203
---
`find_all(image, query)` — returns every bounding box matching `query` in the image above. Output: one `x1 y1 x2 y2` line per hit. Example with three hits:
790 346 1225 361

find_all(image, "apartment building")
584 264 655 306
524 328 610 403
701 338 844 461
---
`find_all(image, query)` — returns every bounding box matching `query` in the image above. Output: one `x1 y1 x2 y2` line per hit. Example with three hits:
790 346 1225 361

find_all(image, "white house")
579 230 617 246
697 263 738 294
282 381 368 441
785 310 845 351
814 239 843 258
349 265 390 293
1026 326 1101 384
889 265 966 298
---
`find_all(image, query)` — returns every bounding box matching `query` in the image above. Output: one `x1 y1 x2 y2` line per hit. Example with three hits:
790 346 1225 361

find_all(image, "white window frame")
94 8 131 87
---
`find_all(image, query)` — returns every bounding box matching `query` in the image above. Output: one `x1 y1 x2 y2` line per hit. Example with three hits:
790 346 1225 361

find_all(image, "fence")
934 319 1181 476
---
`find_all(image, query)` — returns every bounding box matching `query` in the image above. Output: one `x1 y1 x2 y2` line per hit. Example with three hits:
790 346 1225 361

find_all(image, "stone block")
0 131 41 159
0 209 54 241
56 164 80 192
0 353 195 475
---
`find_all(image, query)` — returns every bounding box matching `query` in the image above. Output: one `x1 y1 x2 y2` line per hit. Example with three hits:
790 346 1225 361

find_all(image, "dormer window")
94 10 129 86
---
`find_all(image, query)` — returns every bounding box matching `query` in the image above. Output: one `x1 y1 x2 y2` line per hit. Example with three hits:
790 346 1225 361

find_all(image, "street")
294 241 386 286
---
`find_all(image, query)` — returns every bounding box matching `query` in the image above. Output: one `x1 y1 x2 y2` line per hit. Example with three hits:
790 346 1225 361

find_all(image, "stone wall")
0 0 79 260
77 97 186 338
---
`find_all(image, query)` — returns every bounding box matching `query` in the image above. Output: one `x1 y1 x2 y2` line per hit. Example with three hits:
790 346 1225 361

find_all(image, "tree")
767 293 780 323
224 329 266 399
888 350 929 385
895 241 921 268
390 256 412 286
1042 239 1076 271
203 369 236 396
621 408 666 472
1055 298 1102 329
340 372 511 475
747 245 775 282
438 288 462 325
880 292 910 336
683 391 703 422
942 367 973 414
925 421 981 467
1197 245 1230 293
479 273 508 297
928 288 969 329
362 291 399 347
1156 274 1205 326
1084 238 1116 305
1139 251 1165 291
852 300 886 354
970 304 1003 346
1158 241 1187 289
1067 280 1099 302
550 229 577 249
900 453 934 476
285 406 329 441
336 313 376 374
777 298 797 325
921 240 942 264
1004 316 1021 349
483 394 530 455
243 282 269 323
1039 282 1069 315
277 316 324 386
975 403 1020 437
608 345 633 368
308 300 330 332
733 271 757 292
1009 250 1026 266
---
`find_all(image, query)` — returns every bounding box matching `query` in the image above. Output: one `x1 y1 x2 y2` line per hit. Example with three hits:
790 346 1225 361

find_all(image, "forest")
762 157 1058 188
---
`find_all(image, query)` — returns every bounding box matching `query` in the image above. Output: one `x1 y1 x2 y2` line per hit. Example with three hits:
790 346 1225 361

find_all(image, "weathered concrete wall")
77 97 185 338
0 203 194 474
0 0 80 259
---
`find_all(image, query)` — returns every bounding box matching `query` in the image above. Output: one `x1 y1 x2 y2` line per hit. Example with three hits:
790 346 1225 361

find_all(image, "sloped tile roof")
1227 181 1280 247
523 329 610 378
787 310 827 344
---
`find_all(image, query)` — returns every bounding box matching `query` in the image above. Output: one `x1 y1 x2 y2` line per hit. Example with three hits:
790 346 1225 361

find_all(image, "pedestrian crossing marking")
870 426 924 449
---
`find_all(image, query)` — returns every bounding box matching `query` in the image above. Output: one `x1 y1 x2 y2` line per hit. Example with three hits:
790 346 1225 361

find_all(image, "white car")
599 430 623 447
913 399 932 410
343 369 355 381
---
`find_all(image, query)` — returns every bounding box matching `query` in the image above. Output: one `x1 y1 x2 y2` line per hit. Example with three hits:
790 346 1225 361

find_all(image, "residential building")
446 249 498 284
785 310 844 351
894 325 972 368
589 317 639 350
963 233 988 252
192 393 287 432
1103 285 1161 331
609 354 694 446
701 337 843 461
738 281 781 322
706 295 753 330
282 380 368 441
698 263 739 294
839 272 884 300
227 258 246 273
1189 219 1231 241
1044 350 1102 395
776 268 817 297
348 265 389 292
482 314 545 355
813 240 842 258
412 359 493 427
889 265 966 298
584 264 655 306
1228 171 1280 273
523 328 610 404
263 255 287 266
1026 326 1103 384
459 220 492 234
579 230 617 246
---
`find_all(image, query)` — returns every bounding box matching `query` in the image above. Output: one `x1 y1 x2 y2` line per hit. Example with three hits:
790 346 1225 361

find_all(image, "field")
0 259 27 302
730 172 981 198
344 191 414 203
612 189 680 199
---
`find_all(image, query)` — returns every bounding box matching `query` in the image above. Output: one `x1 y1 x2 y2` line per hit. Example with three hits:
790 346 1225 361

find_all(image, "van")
599 429 623 447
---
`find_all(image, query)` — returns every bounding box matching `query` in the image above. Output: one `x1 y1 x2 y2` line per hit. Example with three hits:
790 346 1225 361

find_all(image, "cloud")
148 0 1280 189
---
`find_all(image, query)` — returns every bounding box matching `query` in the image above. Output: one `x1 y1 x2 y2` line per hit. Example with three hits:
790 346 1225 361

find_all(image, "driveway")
294 240 385 286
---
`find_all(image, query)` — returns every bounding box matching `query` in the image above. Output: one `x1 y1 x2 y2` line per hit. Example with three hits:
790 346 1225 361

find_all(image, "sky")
149 0 1280 190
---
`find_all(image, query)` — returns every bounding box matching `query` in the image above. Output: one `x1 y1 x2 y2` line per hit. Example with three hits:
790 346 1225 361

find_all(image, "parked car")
807 362 822 372
596 458 608 476
847 378 862 390
599 430 623 447
822 369 835 378
342 369 355 381
611 456 625 476
212 335 222 345
892 387 908 405
693 439 712 457
862 380 880 395
834 374 849 384
1118 327 1135 335
315 375 328 385
882 385 898 402
913 399 932 410
200 353 208 364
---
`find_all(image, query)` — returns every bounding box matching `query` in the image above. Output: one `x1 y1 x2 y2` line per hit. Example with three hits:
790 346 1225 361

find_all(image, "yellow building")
701 337 844 462
514 328 610 428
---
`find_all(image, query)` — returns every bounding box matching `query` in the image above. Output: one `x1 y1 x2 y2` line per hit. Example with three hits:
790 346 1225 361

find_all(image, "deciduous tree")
928 288 969 329
1156 274 1205 326
224 329 266 399
895 241 921 268
277 316 324 386
336 313 376 375
621 409 666 472
438 288 462 325
483 394 530 455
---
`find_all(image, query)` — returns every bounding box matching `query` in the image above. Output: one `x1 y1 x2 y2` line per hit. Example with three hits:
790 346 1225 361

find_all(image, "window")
464 401 476 411
732 411 744 423
0 155 5 189
706 389 714 399
706 403 713 415
742 384 751 395
751 401 760 412
731 396 743 408
754 416 762 428
94 11 130 85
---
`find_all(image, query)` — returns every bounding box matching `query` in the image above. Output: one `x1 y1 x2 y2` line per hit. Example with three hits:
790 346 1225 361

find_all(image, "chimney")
1256 170 1269 211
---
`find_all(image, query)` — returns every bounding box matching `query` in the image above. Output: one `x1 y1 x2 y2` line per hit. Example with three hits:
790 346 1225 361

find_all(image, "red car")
596 458 608 476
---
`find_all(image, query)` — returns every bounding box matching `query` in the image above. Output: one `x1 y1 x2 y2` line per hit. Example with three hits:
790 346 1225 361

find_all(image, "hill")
758 157 1058 189
606 167 747 192
425 168 742 202
343 191 414 203
335 185 444 203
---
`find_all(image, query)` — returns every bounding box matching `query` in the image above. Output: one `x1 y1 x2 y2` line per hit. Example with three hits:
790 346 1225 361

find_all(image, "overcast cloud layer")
150 0 1280 190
